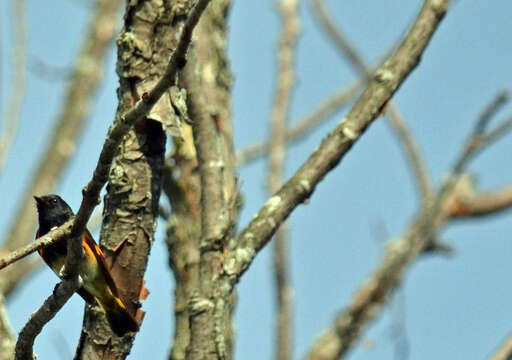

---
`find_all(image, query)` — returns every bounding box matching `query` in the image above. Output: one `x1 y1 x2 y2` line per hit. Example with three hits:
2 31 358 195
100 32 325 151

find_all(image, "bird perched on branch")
34 194 139 336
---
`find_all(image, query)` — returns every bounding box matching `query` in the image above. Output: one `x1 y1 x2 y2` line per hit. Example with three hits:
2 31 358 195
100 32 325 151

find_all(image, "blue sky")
2 1 512 359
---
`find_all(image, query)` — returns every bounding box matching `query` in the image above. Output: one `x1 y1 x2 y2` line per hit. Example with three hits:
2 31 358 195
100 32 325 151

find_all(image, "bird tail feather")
98 294 139 336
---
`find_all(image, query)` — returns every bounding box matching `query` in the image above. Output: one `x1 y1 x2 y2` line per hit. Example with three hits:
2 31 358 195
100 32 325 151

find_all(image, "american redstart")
34 194 139 336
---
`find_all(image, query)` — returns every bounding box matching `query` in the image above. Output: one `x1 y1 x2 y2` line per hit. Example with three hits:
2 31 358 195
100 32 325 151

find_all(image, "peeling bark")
74 1 195 358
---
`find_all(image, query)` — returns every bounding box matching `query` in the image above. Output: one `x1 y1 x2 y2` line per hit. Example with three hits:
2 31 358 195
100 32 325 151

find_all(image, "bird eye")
51 198 57 204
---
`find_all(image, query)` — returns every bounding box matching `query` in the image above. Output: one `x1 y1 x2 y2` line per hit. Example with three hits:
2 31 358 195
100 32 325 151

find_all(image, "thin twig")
311 0 432 201
474 90 509 134
452 116 512 177
0 0 27 173
12 0 211 356
0 221 73 270
484 114 512 145
268 0 299 359
225 0 450 281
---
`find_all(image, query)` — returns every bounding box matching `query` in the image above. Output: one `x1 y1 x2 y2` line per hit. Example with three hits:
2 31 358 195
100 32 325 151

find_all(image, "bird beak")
34 196 43 206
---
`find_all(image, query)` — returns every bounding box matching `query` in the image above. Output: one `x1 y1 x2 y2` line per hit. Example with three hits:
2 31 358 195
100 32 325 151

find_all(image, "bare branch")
226 0 451 280
484 114 512 145
0 220 73 271
474 90 509 135
268 0 299 359
452 114 512 177
311 0 432 201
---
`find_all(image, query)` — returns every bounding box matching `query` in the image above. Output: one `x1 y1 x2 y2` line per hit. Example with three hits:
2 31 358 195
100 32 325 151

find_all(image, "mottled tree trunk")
184 2 238 360
164 135 201 360
74 1 194 359
165 1 236 360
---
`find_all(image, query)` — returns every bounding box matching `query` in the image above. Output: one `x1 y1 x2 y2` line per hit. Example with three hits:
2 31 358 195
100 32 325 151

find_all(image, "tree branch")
0 220 73 271
225 0 451 281
473 89 509 134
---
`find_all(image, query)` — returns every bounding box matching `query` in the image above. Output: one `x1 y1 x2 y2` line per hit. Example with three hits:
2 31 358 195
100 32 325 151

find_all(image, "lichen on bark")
74 1 193 358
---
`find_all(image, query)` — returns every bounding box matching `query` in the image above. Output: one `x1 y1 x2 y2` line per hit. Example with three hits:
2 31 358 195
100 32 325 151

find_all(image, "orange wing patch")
81 231 121 298
82 236 99 266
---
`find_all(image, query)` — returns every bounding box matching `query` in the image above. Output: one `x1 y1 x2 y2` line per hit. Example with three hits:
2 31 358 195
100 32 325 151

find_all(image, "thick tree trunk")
183 2 238 360
164 1 236 359
74 1 195 359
